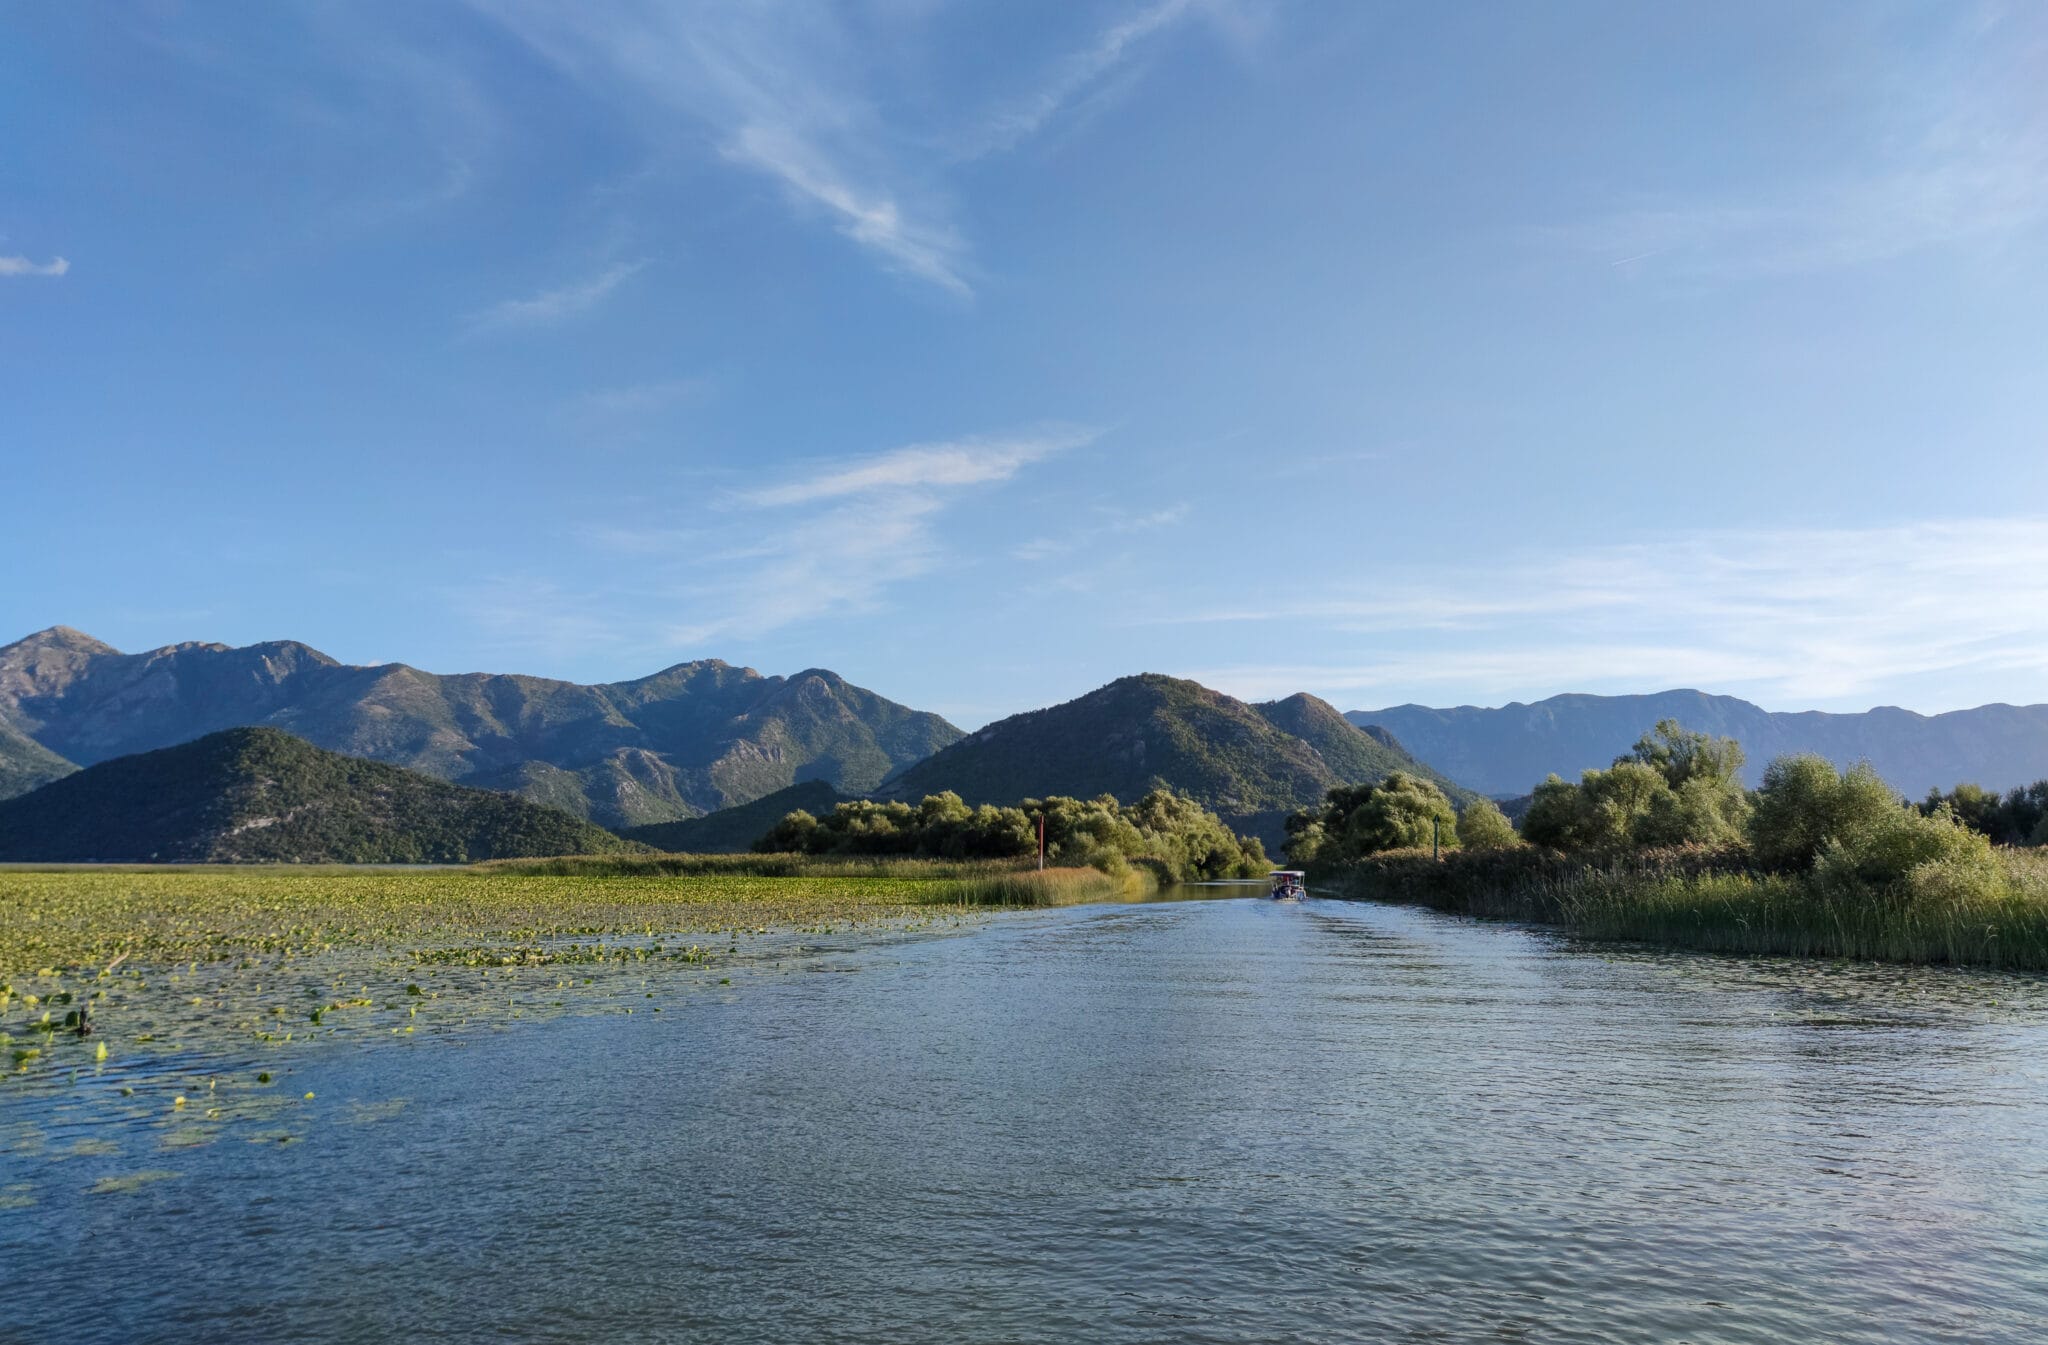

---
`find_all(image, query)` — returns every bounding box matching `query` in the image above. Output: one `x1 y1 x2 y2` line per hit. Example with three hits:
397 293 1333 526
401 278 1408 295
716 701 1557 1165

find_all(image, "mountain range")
0 627 961 827
882 673 1475 845
7 624 2046 862
0 727 635 863
1351 690 2048 799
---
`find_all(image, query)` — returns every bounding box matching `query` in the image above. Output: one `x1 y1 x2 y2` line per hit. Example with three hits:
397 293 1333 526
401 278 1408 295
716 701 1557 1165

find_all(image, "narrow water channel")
9 894 2048 1343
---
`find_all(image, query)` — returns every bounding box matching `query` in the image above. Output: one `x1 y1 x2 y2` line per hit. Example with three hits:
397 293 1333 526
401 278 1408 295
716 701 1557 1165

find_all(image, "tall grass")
472 853 1042 880
922 866 1144 908
1321 844 2048 970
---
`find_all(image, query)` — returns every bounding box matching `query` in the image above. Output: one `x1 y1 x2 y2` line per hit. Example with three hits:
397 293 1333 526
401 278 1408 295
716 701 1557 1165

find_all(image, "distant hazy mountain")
881 673 1476 845
1348 690 2048 798
0 728 636 863
0 627 963 827
622 779 845 853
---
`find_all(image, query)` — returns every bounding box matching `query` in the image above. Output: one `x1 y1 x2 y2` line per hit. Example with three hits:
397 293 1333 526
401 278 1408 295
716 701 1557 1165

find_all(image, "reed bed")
472 852 1050 880
932 866 1141 907
1321 845 2048 970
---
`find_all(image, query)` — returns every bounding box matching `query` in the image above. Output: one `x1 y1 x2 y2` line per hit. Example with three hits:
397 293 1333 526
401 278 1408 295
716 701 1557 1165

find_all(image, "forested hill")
0 626 961 828
621 780 844 853
1251 692 1469 800
0 727 638 863
879 674 1479 845
1349 691 2048 798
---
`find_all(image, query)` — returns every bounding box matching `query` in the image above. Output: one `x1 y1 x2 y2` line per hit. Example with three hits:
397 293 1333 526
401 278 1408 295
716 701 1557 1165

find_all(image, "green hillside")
622 779 845 853
880 674 1476 845
1252 693 1477 806
0 627 962 827
0 717 76 800
0 727 640 863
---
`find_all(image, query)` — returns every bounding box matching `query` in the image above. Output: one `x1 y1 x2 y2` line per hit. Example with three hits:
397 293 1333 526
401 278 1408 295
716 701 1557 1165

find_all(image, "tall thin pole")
1432 817 1440 861
1038 813 1046 870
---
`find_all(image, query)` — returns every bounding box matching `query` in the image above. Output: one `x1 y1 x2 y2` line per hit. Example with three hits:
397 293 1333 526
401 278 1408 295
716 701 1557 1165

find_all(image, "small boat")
1268 869 1306 901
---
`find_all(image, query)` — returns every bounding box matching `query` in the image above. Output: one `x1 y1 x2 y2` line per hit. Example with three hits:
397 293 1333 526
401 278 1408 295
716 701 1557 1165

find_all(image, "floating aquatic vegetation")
0 865 1077 1093
87 1170 179 1196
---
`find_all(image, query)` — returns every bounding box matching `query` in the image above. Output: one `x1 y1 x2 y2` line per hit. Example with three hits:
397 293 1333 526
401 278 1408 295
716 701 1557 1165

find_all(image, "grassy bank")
1319 845 2048 969
0 859 1134 1084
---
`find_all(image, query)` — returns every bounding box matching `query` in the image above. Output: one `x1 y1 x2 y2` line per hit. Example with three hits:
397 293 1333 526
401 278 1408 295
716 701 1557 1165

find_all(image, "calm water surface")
7 893 2048 1343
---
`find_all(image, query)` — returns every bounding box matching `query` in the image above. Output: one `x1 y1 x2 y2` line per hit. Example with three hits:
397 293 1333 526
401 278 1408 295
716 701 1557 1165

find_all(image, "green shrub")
1455 797 1520 851
753 788 1265 882
1902 854 2008 908
1748 755 1903 870
1521 722 1749 853
1286 773 1458 863
1812 802 2000 900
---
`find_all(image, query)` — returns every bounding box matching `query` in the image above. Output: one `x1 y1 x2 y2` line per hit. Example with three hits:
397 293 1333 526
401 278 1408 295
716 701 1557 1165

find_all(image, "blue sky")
5 2 2046 726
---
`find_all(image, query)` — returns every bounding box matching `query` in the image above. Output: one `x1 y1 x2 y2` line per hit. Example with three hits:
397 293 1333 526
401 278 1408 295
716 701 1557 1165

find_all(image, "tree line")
755 788 1270 882
1287 719 2040 907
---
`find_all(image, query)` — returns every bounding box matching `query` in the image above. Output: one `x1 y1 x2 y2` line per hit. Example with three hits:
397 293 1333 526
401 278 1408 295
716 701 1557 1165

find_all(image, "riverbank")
0 859 1131 1084
1317 844 2048 969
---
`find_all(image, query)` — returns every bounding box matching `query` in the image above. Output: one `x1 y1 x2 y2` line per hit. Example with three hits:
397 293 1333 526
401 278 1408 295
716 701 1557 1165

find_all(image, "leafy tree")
1579 761 1671 847
1748 755 1902 871
1284 773 1458 864
1281 811 1329 866
1455 797 1520 851
1636 777 1747 848
1623 719 1745 790
1522 722 1751 852
757 788 1266 881
757 808 820 852
1621 719 1750 843
1520 774 1590 850
1522 762 1672 851
1918 780 2048 846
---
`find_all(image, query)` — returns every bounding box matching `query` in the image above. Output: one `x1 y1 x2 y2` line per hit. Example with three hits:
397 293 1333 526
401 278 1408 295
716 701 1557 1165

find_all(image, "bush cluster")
1293 716 2024 915
1916 781 2048 847
753 788 1269 882
1522 721 1750 851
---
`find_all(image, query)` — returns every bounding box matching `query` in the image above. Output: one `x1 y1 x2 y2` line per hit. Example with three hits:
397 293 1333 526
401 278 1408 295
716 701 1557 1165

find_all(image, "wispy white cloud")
470 2 1219 295
480 424 1099 653
465 261 643 333
660 493 948 645
1012 503 1188 561
659 426 1096 640
472 2 972 295
0 255 69 278
725 122 972 297
1175 517 2048 711
955 0 1201 160
745 427 1094 507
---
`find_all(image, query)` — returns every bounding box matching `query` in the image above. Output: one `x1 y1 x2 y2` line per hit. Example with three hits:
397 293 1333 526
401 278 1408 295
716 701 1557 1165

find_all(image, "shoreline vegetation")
1293 721 2048 970
1315 844 2048 969
0 856 1154 1088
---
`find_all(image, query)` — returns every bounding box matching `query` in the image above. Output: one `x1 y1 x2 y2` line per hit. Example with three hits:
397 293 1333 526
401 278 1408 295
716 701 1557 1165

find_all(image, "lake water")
8 891 2048 1343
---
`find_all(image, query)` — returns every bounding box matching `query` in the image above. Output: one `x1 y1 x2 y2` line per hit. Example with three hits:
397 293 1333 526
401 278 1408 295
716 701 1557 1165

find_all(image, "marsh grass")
929 866 1142 907
472 853 1050 881
1322 845 2048 969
